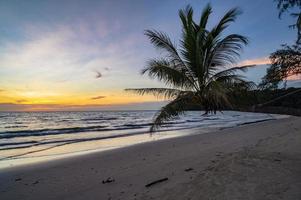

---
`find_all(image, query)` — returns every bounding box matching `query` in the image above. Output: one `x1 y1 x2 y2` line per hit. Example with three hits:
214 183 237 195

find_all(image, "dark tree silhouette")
260 44 301 89
275 0 301 43
261 1 301 89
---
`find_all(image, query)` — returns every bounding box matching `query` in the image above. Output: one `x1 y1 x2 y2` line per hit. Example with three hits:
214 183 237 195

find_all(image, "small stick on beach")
145 178 168 187
184 168 194 172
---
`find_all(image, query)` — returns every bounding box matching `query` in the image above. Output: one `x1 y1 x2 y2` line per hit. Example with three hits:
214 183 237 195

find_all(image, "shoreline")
1 116 300 199
0 113 286 170
0 126 216 170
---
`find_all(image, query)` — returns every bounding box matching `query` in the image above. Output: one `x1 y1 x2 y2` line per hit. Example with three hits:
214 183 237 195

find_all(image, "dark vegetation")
231 88 301 109
275 0 301 44
187 87 301 115
252 1 301 115
260 45 301 89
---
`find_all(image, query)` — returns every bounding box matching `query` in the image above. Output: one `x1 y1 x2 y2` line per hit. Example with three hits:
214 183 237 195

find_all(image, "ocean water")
0 111 285 169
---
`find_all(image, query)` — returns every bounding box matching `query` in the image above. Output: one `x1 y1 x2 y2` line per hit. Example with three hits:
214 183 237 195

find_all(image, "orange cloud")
16 99 28 103
287 74 301 80
238 57 271 66
0 101 167 112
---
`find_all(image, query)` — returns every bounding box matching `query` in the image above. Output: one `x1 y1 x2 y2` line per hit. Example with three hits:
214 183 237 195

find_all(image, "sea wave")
0 111 281 157
0 125 149 139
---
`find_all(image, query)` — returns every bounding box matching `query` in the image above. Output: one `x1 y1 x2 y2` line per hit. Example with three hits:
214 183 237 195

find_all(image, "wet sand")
1 116 300 200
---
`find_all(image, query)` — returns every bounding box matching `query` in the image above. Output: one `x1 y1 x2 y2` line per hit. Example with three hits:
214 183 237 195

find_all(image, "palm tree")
126 4 254 132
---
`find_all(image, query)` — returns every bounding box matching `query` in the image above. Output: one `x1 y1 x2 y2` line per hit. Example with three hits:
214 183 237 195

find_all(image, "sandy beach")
1 116 301 200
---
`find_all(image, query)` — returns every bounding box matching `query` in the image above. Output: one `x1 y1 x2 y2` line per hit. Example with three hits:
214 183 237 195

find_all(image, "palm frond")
124 88 183 99
179 5 194 31
150 92 196 132
199 4 212 29
210 34 249 68
144 30 182 65
210 65 255 80
145 30 197 85
211 7 241 38
202 81 231 111
215 75 256 90
142 59 196 89
179 5 199 77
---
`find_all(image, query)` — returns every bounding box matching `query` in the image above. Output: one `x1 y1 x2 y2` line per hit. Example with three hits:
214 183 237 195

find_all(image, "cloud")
90 95 106 100
238 57 271 66
0 25 89 82
0 17 159 106
0 101 167 111
0 89 4 92
16 99 28 103
0 22 145 87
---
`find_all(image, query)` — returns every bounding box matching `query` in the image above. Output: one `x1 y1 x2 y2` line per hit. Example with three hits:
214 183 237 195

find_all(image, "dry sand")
0 116 300 200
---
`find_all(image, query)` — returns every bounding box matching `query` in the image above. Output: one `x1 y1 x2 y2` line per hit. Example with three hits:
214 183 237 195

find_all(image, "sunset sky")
0 0 299 111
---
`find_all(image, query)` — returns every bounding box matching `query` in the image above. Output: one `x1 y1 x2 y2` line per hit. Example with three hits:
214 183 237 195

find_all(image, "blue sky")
0 0 299 111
